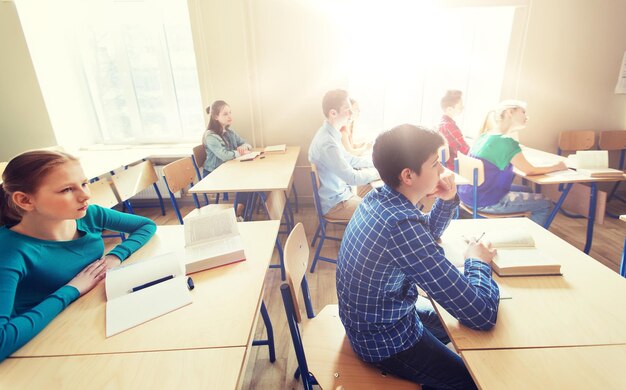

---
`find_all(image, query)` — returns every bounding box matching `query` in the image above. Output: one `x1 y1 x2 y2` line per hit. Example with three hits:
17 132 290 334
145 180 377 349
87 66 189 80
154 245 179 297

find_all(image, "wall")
0 1 56 161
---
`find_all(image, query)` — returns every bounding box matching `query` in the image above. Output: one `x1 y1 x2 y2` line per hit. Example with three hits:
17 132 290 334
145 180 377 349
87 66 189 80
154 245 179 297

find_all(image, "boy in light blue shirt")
308 89 379 220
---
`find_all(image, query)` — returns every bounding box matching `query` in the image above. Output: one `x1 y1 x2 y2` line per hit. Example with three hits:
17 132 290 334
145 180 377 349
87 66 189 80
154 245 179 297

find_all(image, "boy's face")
413 152 444 195
332 99 352 128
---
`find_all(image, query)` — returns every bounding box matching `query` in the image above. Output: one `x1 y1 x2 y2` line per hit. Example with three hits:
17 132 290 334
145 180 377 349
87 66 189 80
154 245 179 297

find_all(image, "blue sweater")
0 205 156 362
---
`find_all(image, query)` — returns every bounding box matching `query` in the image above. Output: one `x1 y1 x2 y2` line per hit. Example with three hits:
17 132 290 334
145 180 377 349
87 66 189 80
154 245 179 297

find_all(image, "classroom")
1 0 626 389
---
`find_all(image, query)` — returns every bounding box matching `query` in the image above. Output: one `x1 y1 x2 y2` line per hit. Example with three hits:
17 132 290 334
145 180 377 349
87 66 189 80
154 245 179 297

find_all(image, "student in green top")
458 100 566 226
0 150 156 362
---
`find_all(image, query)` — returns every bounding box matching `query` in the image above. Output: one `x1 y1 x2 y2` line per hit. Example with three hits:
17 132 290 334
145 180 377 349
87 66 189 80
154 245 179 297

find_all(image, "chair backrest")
111 160 158 202
310 164 324 219
598 130 626 151
265 189 287 220
192 144 207 172
283 223 310 323
162 157 197 194
439 144 450 165
558 131 595 154
88 179 120 208
456 153 485 186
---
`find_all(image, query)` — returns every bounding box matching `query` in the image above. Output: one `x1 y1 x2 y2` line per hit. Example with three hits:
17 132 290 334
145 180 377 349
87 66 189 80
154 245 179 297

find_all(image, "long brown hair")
201 100 230 148
1 150 78 227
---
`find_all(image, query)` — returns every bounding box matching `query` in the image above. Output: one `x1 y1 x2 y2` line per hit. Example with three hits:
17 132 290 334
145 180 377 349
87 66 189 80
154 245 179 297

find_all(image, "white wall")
0 1 56 161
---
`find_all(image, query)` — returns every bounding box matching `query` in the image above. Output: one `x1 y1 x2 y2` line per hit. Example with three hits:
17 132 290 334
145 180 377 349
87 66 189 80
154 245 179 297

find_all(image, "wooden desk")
0 347 245 389
516 146 626 253
11 220 280 357
462 344 626 390
434 218 626 351
190 147 300 193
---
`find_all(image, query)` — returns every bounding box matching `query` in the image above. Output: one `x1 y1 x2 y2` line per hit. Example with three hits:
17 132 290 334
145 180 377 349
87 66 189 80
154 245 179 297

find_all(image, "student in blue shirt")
202 100 253 219
0 150 156 362
308 89 380 220
337 124 500 389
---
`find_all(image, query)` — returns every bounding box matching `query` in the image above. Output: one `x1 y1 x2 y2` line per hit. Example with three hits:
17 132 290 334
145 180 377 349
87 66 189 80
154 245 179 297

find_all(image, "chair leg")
251 300 276 363
291 182 299 213
152 183 166 216
310 234 326 273
311 224 321 247
268 238 286 281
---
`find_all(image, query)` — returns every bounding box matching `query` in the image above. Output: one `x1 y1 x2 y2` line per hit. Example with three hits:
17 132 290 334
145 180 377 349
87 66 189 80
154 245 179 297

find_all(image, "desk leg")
544 183 573 229
583 183 598 254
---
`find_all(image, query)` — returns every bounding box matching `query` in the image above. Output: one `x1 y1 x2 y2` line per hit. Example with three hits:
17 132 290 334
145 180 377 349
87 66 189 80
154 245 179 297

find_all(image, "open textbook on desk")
569 150 624 178
105 253 193 337
440 229 561 277
182 207 246 273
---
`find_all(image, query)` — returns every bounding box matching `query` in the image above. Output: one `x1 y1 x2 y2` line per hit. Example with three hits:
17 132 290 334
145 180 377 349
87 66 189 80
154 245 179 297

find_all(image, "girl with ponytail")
0 150 156 362
457 100 567 226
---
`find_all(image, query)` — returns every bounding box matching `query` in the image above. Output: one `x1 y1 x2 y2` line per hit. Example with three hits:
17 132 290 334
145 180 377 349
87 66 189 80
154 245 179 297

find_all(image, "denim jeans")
478 184 553 226
374 298 477 390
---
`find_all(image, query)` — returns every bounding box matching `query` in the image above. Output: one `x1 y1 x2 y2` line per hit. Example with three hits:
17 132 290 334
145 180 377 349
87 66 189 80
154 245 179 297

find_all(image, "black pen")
129 275 174 293
475 232 486 243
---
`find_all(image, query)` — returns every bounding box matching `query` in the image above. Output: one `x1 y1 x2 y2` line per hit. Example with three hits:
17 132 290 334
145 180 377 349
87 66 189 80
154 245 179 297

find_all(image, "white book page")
264 144 286 153
576 150 609 169
184 208 239 246
494 248 558 267
545 169 586 178
105 277 192 337
105 252 184 300
236 151 261 161
183 234 243 263
484 229 535 248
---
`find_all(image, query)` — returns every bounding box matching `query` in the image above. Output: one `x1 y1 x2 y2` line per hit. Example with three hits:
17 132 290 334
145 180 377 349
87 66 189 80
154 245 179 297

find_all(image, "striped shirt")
336 185 500 362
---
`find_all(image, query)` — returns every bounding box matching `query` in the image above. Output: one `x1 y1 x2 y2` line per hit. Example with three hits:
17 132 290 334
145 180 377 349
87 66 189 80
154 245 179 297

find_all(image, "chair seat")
302 305 420 390
183 203 233 221
460 202 531 219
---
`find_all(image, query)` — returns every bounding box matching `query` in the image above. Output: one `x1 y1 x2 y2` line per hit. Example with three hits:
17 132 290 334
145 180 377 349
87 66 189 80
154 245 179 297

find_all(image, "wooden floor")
118 193 626 389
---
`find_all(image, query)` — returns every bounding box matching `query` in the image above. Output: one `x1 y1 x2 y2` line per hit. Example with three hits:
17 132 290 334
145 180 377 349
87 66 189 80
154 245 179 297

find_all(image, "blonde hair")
479 100 527 135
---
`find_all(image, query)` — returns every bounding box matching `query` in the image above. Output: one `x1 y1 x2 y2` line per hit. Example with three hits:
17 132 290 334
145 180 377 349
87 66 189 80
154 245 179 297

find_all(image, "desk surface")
190 147 300 193
0 347 245 389
12 220 280 357
462 344 626 390
434 218 626 351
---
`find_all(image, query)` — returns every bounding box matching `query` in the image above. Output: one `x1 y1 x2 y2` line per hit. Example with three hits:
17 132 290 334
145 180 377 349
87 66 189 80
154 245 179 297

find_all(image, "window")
77 0 204 143
338 2 517 139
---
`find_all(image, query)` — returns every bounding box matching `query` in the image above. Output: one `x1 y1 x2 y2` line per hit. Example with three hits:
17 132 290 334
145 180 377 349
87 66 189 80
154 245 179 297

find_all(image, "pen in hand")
475 232 486 243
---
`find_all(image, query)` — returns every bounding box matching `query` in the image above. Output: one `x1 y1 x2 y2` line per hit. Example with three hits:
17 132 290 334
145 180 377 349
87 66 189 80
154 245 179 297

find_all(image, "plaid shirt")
336 185 499 363
438 115 470 170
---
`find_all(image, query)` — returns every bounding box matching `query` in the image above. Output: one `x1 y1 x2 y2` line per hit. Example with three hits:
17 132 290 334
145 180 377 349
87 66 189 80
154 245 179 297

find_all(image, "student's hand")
464 241 497 265
237 146 250 155
67 258 107 296
103 254 122 270
430 172 457 201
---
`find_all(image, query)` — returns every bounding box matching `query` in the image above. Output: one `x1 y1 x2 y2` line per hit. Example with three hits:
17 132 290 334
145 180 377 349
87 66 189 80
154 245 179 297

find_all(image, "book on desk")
105 253 193 337
263 144 286 153
569 150 625 178
182 207 246 273
485 229 562 276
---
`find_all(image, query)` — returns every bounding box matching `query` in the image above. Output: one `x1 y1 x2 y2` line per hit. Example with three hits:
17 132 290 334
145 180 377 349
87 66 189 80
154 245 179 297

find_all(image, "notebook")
236 151 261 161
263 144 286 153
571 150 624 177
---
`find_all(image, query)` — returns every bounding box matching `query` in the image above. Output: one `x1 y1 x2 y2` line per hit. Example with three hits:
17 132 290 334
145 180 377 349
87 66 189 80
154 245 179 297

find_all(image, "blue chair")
455 153 530 220
281 223 419 389
620 215 626 278
309 164 348 273
192 144 229 205
599 131 626 208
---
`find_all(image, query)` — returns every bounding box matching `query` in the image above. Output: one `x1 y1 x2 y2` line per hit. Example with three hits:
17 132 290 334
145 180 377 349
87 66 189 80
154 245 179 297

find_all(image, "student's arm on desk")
388 220 500 330
512 152 568 176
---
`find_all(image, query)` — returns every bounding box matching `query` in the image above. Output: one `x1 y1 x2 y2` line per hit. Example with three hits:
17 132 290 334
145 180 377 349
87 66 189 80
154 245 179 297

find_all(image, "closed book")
263 144 286 153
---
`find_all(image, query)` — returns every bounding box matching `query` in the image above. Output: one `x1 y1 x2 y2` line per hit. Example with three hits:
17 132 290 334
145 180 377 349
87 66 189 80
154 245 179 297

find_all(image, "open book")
263 144 286 153
181 207 246 273
236 151 261 161
570 150 624 177
105 253 193 337
484 229 562 276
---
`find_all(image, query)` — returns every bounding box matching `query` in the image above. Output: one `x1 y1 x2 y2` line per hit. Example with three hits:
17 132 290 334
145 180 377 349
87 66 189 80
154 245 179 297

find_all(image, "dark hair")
322 89 349 118
1 150 78 226
373 124 444 188
440 90 463 110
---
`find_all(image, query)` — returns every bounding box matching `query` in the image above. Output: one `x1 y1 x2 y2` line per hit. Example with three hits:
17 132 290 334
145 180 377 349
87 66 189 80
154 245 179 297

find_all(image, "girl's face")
510 107 528 129
26 161 91 221
214 105 233 128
